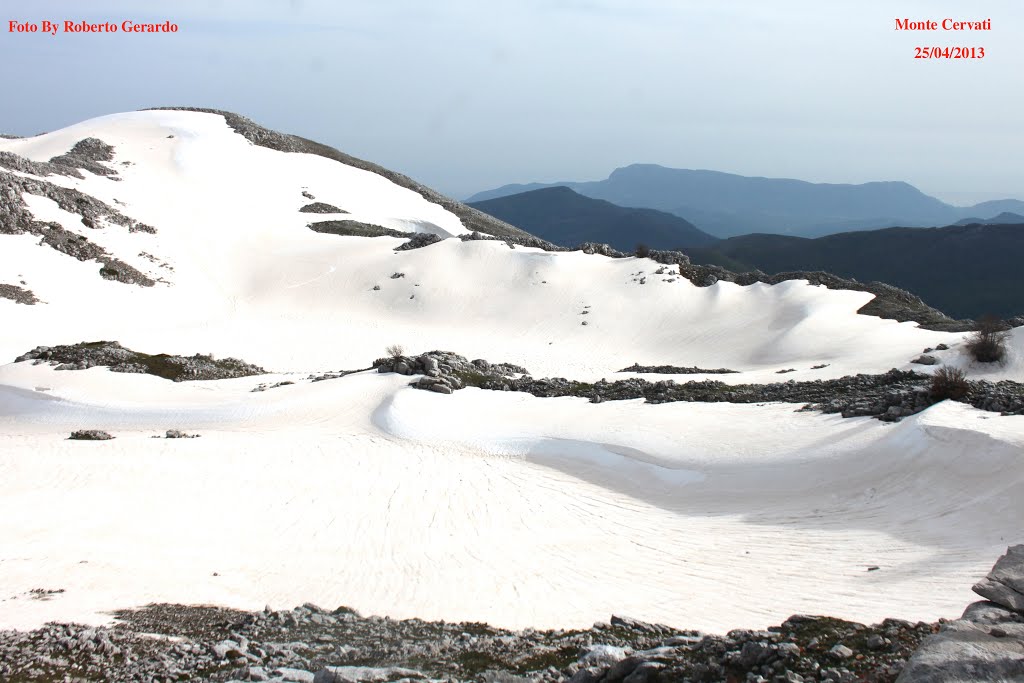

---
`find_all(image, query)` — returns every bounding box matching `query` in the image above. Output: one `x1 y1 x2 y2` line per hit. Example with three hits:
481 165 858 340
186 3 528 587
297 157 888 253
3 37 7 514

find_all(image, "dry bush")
965 315 1010 364
385 344 405 359
930 366 969 401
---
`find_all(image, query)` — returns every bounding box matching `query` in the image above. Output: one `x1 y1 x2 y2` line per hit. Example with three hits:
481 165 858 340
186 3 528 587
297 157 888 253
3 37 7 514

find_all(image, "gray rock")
480 672 532 683
0 283 39 305
866 634 887 650
299 202 345 214
212 639 245 659
312 666 424 683
69 430 114 441
973 546 1024 612
895 620 1024 682
961 601 1024 625
911 355 939 365
601 655 643 683
578 644 630 668
739 641 770 668
568 667 603 683
622 661 664 683
829 644 854 659
610 615 663 634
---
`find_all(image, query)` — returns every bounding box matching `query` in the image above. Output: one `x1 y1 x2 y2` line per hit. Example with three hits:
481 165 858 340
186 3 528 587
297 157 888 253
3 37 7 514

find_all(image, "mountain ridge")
466 164 1024 238
685 222 1024 319
467 185 719 251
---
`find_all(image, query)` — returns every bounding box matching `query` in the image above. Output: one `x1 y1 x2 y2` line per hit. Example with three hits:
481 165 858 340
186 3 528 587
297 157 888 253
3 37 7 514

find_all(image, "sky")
1 0 1022 204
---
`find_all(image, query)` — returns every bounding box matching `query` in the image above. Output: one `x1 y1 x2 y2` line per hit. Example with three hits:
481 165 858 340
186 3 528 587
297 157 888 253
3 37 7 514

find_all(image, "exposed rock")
307 221 443 251
619 363 738 375
0 137 118 180
830 643 854 659
313 665 425 682
69 430 114 441
394 232 442 251
308 220 409 239
896 603 1024 682
0 283 39 304
374 351 527 397
375 351 1024 421
0 166 156 287
973 545 1024 612
165 430 200 439
299 202 346 214
911 355 939 366
50 138 119 178
0 600 938 683
579 645 631 668
16 341 267 382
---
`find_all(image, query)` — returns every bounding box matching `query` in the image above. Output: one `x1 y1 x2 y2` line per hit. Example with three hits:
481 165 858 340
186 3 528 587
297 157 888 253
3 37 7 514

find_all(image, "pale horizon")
2 0 1021 203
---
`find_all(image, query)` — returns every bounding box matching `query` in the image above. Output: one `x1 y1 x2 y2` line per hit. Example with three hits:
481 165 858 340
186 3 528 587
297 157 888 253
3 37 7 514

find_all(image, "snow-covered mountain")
1 109 1023 634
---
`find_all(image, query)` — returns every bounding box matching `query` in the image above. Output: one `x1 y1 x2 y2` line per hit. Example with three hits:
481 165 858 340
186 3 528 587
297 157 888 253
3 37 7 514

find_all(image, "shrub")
965 315 1010 363
635 243 651 258
385 344 405 359
930 366 969 401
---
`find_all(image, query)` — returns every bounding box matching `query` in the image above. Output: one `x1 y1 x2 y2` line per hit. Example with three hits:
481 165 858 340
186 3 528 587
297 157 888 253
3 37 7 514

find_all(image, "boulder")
578 644 630 668
313 666 424 683
896 548 1024 681
974 545 1024 612
69 429 113 441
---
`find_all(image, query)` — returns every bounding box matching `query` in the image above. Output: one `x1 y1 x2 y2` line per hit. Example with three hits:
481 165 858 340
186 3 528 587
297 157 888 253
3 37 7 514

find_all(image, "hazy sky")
2 0 1021 203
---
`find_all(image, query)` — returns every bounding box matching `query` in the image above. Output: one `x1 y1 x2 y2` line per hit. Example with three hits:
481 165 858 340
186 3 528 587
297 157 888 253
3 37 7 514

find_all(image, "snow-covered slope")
1 110 1022 632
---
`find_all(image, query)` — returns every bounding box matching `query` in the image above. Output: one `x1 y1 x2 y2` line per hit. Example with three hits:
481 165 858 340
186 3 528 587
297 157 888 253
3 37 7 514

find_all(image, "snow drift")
1 110 1022 633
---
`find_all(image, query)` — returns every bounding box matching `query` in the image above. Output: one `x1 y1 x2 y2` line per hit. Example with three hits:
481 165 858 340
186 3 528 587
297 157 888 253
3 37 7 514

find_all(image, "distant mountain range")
468 186 718 251
685 223 1024 319
466 165 1024 239
954 211 1024 226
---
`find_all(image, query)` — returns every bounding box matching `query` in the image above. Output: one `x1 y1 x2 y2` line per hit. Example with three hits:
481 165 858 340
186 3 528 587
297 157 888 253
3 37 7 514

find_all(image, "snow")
1 110 1023 633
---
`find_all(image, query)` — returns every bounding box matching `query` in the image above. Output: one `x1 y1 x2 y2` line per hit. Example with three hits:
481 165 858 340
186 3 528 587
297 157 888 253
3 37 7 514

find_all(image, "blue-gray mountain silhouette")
468 186 718 250
467 164 1024 238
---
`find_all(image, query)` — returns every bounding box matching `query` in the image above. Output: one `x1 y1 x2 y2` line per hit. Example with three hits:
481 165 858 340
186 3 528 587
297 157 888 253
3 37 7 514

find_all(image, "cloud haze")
2 0 1021 202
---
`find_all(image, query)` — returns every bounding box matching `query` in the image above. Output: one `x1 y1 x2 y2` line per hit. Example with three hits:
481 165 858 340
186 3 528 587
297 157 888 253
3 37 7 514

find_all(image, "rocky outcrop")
15 341 267 382
1 164 156 287
0 282 39 304
308 221 442 250
374 351 527 395
0 602 936 683
376 352 1024 421
0 137 118 180
974 546 1024 613
619 363 739 375
896 546 1024 682
49 138 119 178
308 220 408 239
165 430 200 439
68 429 114 441
299 202 346 214
393 232 442 251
